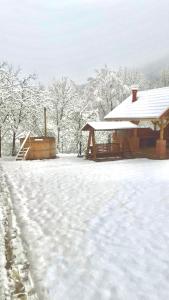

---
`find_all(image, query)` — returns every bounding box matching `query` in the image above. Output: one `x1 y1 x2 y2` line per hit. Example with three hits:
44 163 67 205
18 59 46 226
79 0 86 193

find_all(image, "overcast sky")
0 0 169 83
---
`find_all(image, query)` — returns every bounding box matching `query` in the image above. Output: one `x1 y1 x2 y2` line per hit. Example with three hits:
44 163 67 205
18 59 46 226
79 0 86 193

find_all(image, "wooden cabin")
104 86 169 159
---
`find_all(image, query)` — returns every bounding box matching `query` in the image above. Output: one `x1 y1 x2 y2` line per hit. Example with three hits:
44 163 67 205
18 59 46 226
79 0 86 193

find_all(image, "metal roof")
81 121 138 131
104 87 169 121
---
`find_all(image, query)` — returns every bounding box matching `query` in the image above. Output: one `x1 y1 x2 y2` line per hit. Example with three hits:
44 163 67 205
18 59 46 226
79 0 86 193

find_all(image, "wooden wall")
116 128 159 148
20 137 56 160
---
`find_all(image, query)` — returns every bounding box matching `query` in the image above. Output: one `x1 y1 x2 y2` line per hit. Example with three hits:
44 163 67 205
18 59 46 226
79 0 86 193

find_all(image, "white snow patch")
1 157 169 300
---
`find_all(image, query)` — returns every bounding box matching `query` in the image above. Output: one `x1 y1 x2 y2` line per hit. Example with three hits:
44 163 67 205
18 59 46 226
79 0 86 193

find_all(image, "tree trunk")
12 131 16 156
44 107 47 137
0 127 1 158
57 127 60 151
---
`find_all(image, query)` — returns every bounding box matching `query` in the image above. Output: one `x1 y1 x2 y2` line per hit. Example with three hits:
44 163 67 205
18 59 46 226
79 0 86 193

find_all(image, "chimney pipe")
131 85 138 102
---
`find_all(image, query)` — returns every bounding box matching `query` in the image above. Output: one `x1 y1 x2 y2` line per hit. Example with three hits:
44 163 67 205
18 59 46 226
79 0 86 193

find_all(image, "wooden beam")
91 130 96 161
160 121 164 140
157 119 169 128
160 108 169 119
164 120 169 128
160 125 164 140
157 119 169 140
87 131 92 158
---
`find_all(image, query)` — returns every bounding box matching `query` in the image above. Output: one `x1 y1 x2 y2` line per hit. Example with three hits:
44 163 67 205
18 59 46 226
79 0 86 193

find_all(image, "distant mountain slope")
141 54 169 80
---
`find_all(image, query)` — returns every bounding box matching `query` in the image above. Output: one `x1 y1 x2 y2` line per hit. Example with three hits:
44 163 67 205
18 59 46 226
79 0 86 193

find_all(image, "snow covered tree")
0 61 157 156
68 84 99 154
0 63 16 157
48 77 78 150
86 66 129 119
0 62 47 156
9 73 39 155
159 68 169 87
117 67 148 90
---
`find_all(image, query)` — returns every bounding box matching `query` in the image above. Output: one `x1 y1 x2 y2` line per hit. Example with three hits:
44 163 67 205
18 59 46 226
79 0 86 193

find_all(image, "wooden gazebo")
81 121 138 161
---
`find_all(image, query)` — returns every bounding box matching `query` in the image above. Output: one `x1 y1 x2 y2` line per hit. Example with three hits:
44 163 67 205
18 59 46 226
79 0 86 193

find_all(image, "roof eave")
81 124 94 131
104 116 161 121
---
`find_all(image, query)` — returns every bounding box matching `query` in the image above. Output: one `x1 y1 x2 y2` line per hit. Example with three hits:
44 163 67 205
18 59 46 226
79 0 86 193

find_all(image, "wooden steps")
16 147 30 160
15 132 31 161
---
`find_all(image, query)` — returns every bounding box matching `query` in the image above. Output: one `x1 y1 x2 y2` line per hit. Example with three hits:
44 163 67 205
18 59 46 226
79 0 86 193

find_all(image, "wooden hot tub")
20 136 56 160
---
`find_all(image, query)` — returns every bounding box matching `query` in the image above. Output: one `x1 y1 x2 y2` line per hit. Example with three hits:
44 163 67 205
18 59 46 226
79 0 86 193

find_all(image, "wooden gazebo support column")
156 119 168 158
86 129 96 160
86 131 92 159
91 130 96 160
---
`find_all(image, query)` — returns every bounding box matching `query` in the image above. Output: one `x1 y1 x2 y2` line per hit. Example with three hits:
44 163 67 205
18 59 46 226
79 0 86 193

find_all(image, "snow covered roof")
81 121 138 131
104 87 169 121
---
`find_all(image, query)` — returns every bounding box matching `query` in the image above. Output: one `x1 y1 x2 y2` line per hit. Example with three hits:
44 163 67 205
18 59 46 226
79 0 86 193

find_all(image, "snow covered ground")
1 156 169 300
0 166 38 300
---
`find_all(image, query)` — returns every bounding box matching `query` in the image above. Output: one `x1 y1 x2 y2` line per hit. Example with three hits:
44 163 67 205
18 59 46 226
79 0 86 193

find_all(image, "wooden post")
44 107 47 137
160 121 164 140
156 119 167 158
12 131 16 156
86 131 92 159
91 130 96 161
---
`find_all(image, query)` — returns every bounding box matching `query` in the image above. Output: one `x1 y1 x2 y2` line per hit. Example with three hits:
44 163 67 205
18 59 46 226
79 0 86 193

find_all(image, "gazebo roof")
104 87 169 121
81 121 138 131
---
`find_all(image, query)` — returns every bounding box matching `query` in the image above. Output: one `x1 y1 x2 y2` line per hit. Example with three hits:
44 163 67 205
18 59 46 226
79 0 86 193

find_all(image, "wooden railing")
88 142 121 159
96 142 120 154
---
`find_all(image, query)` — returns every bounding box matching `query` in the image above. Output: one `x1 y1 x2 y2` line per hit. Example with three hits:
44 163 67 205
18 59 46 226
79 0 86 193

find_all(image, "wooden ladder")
15 132 31 161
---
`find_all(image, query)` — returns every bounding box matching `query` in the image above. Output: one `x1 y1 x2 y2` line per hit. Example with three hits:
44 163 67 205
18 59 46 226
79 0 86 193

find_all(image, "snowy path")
0 166 38 300
1 156 169 300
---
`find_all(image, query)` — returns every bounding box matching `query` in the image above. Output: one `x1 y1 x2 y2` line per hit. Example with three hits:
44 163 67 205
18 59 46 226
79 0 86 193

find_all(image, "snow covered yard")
1 156 169 300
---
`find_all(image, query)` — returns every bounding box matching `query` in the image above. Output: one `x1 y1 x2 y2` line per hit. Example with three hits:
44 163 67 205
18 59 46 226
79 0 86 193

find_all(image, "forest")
1 62 169 157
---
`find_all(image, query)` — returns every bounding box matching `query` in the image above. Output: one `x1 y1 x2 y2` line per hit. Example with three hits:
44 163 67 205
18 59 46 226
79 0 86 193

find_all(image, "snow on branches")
0 63 151 155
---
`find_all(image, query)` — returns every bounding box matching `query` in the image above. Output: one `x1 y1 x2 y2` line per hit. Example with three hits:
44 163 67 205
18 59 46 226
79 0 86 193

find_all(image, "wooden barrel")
20 136 57 160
